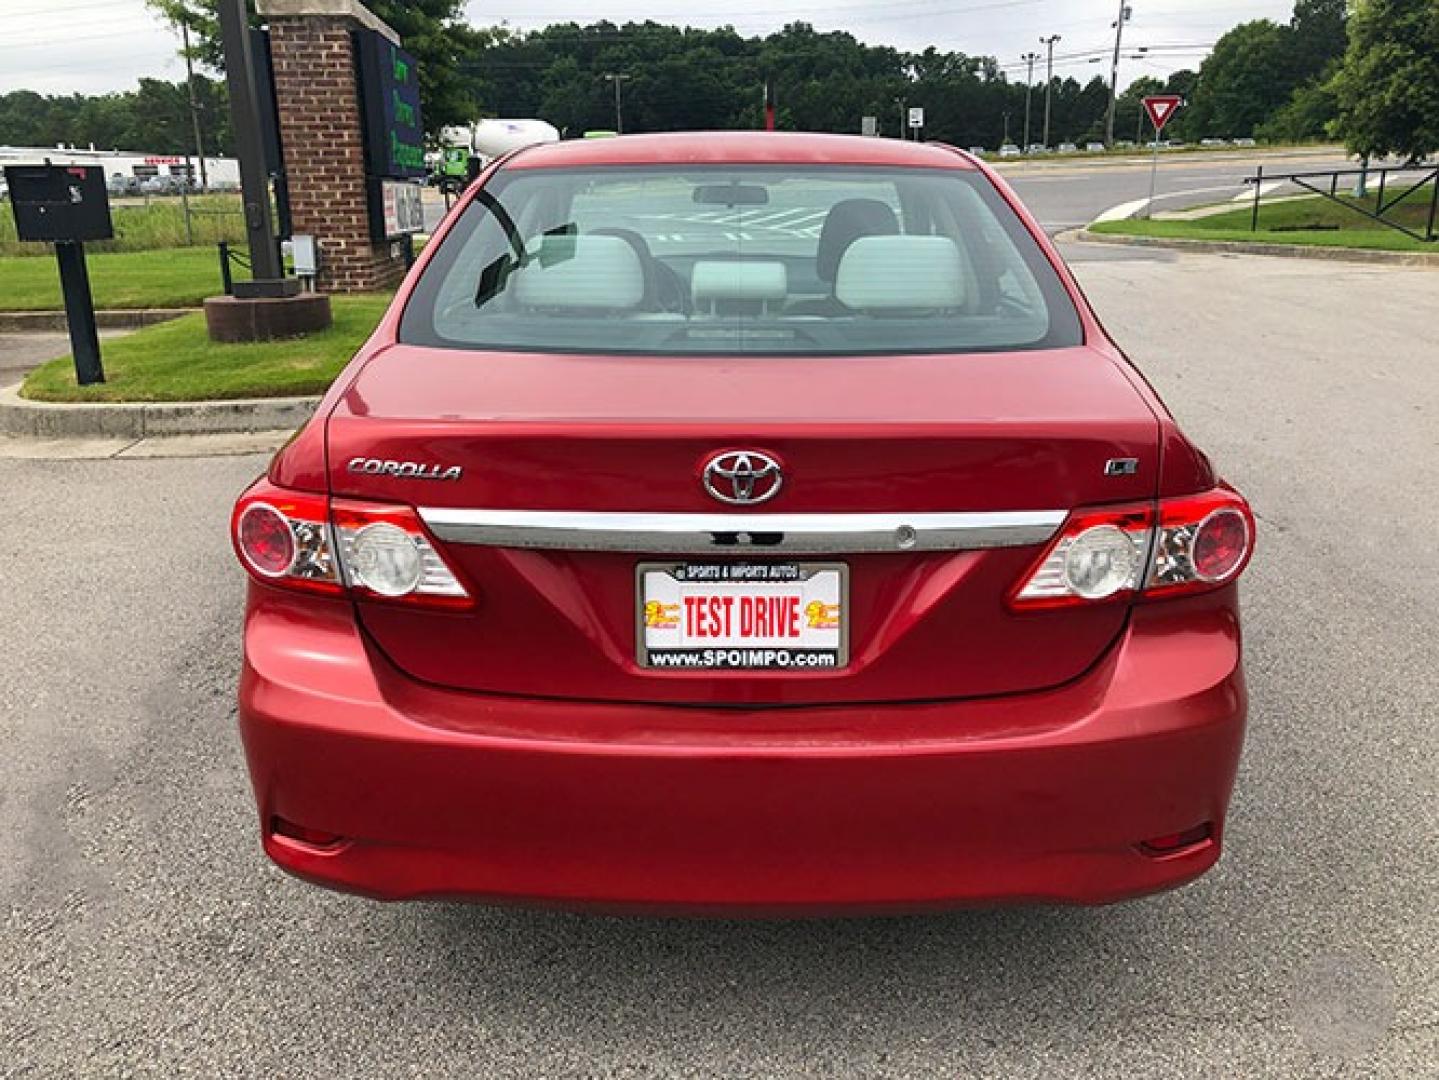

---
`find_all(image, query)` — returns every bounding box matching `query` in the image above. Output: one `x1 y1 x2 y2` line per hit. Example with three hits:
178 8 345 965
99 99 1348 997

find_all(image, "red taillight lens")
1011 485 1253 610
236 503 296 577
231 481 471 607
1192 508 1249 582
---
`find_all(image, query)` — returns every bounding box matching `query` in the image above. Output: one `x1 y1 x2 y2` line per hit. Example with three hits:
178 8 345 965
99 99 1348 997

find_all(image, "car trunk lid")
327 344 1158 705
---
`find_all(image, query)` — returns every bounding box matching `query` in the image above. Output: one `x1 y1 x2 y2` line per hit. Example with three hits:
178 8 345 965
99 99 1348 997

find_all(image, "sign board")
355 30 426 180
4 164 113 243
908 107 925 130
861 115 877 137
1142 95 1184 133
373 178 424 238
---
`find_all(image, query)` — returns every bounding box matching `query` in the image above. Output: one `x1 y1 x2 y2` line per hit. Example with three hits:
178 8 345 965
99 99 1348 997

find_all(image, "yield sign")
1142 95 1184 133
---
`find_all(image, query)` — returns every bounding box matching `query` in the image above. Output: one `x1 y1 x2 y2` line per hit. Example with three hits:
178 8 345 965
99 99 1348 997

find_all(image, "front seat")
588 227 688 313
789 199 900 315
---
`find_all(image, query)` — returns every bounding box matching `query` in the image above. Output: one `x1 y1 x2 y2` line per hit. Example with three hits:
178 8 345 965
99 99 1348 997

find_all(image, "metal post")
1143 118 1160 218
219 241 234 295
1021 53 1038 151
1252 163 1263 232
1426 171 1438 241
1104 0 1128 146
179 158 195 245
217 0 287 288
1375 168 1387 213
604 73 630 135
55 242 104 385
1041 34 1061 150
181 20 209 191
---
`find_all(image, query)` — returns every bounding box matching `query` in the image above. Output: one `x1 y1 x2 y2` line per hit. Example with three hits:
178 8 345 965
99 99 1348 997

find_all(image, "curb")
0 309 197 333
0 381 319 440
1072 229 1439 268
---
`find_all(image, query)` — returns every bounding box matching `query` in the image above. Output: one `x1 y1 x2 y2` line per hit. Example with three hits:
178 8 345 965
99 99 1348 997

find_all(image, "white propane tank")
469 119 561 157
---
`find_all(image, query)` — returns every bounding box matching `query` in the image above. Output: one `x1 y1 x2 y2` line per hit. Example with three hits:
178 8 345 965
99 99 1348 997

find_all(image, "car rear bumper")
237 588 1246 912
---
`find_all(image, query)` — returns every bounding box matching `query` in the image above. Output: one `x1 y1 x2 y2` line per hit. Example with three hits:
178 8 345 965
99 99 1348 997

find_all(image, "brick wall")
266 16 406 294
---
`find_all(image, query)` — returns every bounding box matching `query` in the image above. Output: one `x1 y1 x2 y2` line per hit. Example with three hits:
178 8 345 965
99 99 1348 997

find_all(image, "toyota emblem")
702 450 783 506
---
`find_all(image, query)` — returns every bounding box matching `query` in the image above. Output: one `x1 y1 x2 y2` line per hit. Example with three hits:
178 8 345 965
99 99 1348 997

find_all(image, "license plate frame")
635 561 850 671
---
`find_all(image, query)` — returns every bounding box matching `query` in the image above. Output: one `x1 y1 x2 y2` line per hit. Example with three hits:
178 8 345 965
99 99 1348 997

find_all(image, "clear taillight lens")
1011 486 1253 610
232 481 470 607
331 499 470 607
1011 504 1153 609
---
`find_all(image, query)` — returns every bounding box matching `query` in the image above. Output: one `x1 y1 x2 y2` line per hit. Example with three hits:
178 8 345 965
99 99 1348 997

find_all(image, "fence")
1244 162 1438 243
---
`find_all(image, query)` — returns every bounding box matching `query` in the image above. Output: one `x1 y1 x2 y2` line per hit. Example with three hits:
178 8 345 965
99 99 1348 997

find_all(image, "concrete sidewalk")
0 329 132 386
0 331 70 386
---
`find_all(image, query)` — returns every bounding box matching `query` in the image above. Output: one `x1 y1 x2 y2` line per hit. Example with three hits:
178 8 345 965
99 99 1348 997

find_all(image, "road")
999 148 1353 234
2 242 1434 1077
421 147 1357 238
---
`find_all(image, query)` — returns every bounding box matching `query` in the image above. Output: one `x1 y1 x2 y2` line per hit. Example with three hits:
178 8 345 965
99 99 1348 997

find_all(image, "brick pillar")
257 0 407 293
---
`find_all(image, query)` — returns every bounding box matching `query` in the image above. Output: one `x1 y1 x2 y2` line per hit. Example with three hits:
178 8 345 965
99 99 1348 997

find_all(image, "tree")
144 0 483 134
1332 0 1439 161
0 81 233 155
1289 0 1348 86
1185 20 1292 137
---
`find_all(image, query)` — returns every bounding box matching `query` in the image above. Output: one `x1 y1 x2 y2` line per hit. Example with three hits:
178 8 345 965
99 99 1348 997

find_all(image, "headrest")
512 235 645 310
691 260 788 305
816 198 899 282
834 236 965 311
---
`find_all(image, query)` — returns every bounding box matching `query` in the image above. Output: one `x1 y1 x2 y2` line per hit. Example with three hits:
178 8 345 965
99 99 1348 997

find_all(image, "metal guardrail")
1244 162 1438 242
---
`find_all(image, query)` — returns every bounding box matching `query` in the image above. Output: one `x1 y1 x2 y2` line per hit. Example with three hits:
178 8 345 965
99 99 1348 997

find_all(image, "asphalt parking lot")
2 245 1435 1077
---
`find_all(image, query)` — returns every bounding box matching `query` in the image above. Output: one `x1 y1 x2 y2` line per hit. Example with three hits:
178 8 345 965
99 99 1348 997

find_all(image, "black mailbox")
4 164 114 243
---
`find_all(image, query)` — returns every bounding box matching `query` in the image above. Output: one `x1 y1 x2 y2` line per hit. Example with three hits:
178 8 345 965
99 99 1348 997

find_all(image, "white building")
0 145 241 188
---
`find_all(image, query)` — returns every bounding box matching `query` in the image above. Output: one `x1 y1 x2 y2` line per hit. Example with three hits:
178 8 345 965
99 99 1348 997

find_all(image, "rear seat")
690 260 788 317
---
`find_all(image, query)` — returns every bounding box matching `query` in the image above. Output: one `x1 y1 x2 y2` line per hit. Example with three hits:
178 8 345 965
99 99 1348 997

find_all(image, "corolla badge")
347 457 463 481
702 450 783 506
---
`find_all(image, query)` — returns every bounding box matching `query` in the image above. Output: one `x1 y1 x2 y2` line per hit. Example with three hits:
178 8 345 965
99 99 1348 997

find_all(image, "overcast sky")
3 0 1296 98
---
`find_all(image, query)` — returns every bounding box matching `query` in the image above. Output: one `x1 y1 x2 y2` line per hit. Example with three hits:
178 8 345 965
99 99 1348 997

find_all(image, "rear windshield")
401 165 1082 356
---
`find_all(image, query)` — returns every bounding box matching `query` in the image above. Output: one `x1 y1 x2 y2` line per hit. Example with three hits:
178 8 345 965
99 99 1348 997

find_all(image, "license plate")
637 562 848 670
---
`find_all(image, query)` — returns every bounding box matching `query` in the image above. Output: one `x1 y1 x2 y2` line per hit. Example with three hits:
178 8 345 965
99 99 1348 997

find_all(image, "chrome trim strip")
418 508 1066 554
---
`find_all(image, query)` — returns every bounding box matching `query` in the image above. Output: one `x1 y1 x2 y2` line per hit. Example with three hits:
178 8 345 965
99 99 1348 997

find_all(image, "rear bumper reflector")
417 508 1066 554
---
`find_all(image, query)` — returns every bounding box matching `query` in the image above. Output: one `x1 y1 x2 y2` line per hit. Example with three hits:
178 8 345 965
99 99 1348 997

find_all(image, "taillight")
231 484 342 596
1144 488 1254 598
232 481 471 608
1010 485 1253 610
331 499 470 608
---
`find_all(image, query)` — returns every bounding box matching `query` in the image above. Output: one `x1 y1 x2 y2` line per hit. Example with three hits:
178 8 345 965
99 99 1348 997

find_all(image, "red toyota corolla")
232 132 1254 912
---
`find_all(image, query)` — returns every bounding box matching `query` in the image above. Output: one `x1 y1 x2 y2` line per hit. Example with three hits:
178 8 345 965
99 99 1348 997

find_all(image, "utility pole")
180 19 209 191
1040 34 1061 150
1021 52 1039 150
603 73 631 134
1104 0 1131 147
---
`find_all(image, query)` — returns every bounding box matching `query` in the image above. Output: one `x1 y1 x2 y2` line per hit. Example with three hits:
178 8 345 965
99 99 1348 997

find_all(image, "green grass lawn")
0 246 247 310
1092 188 1438 253
22 294 392 403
